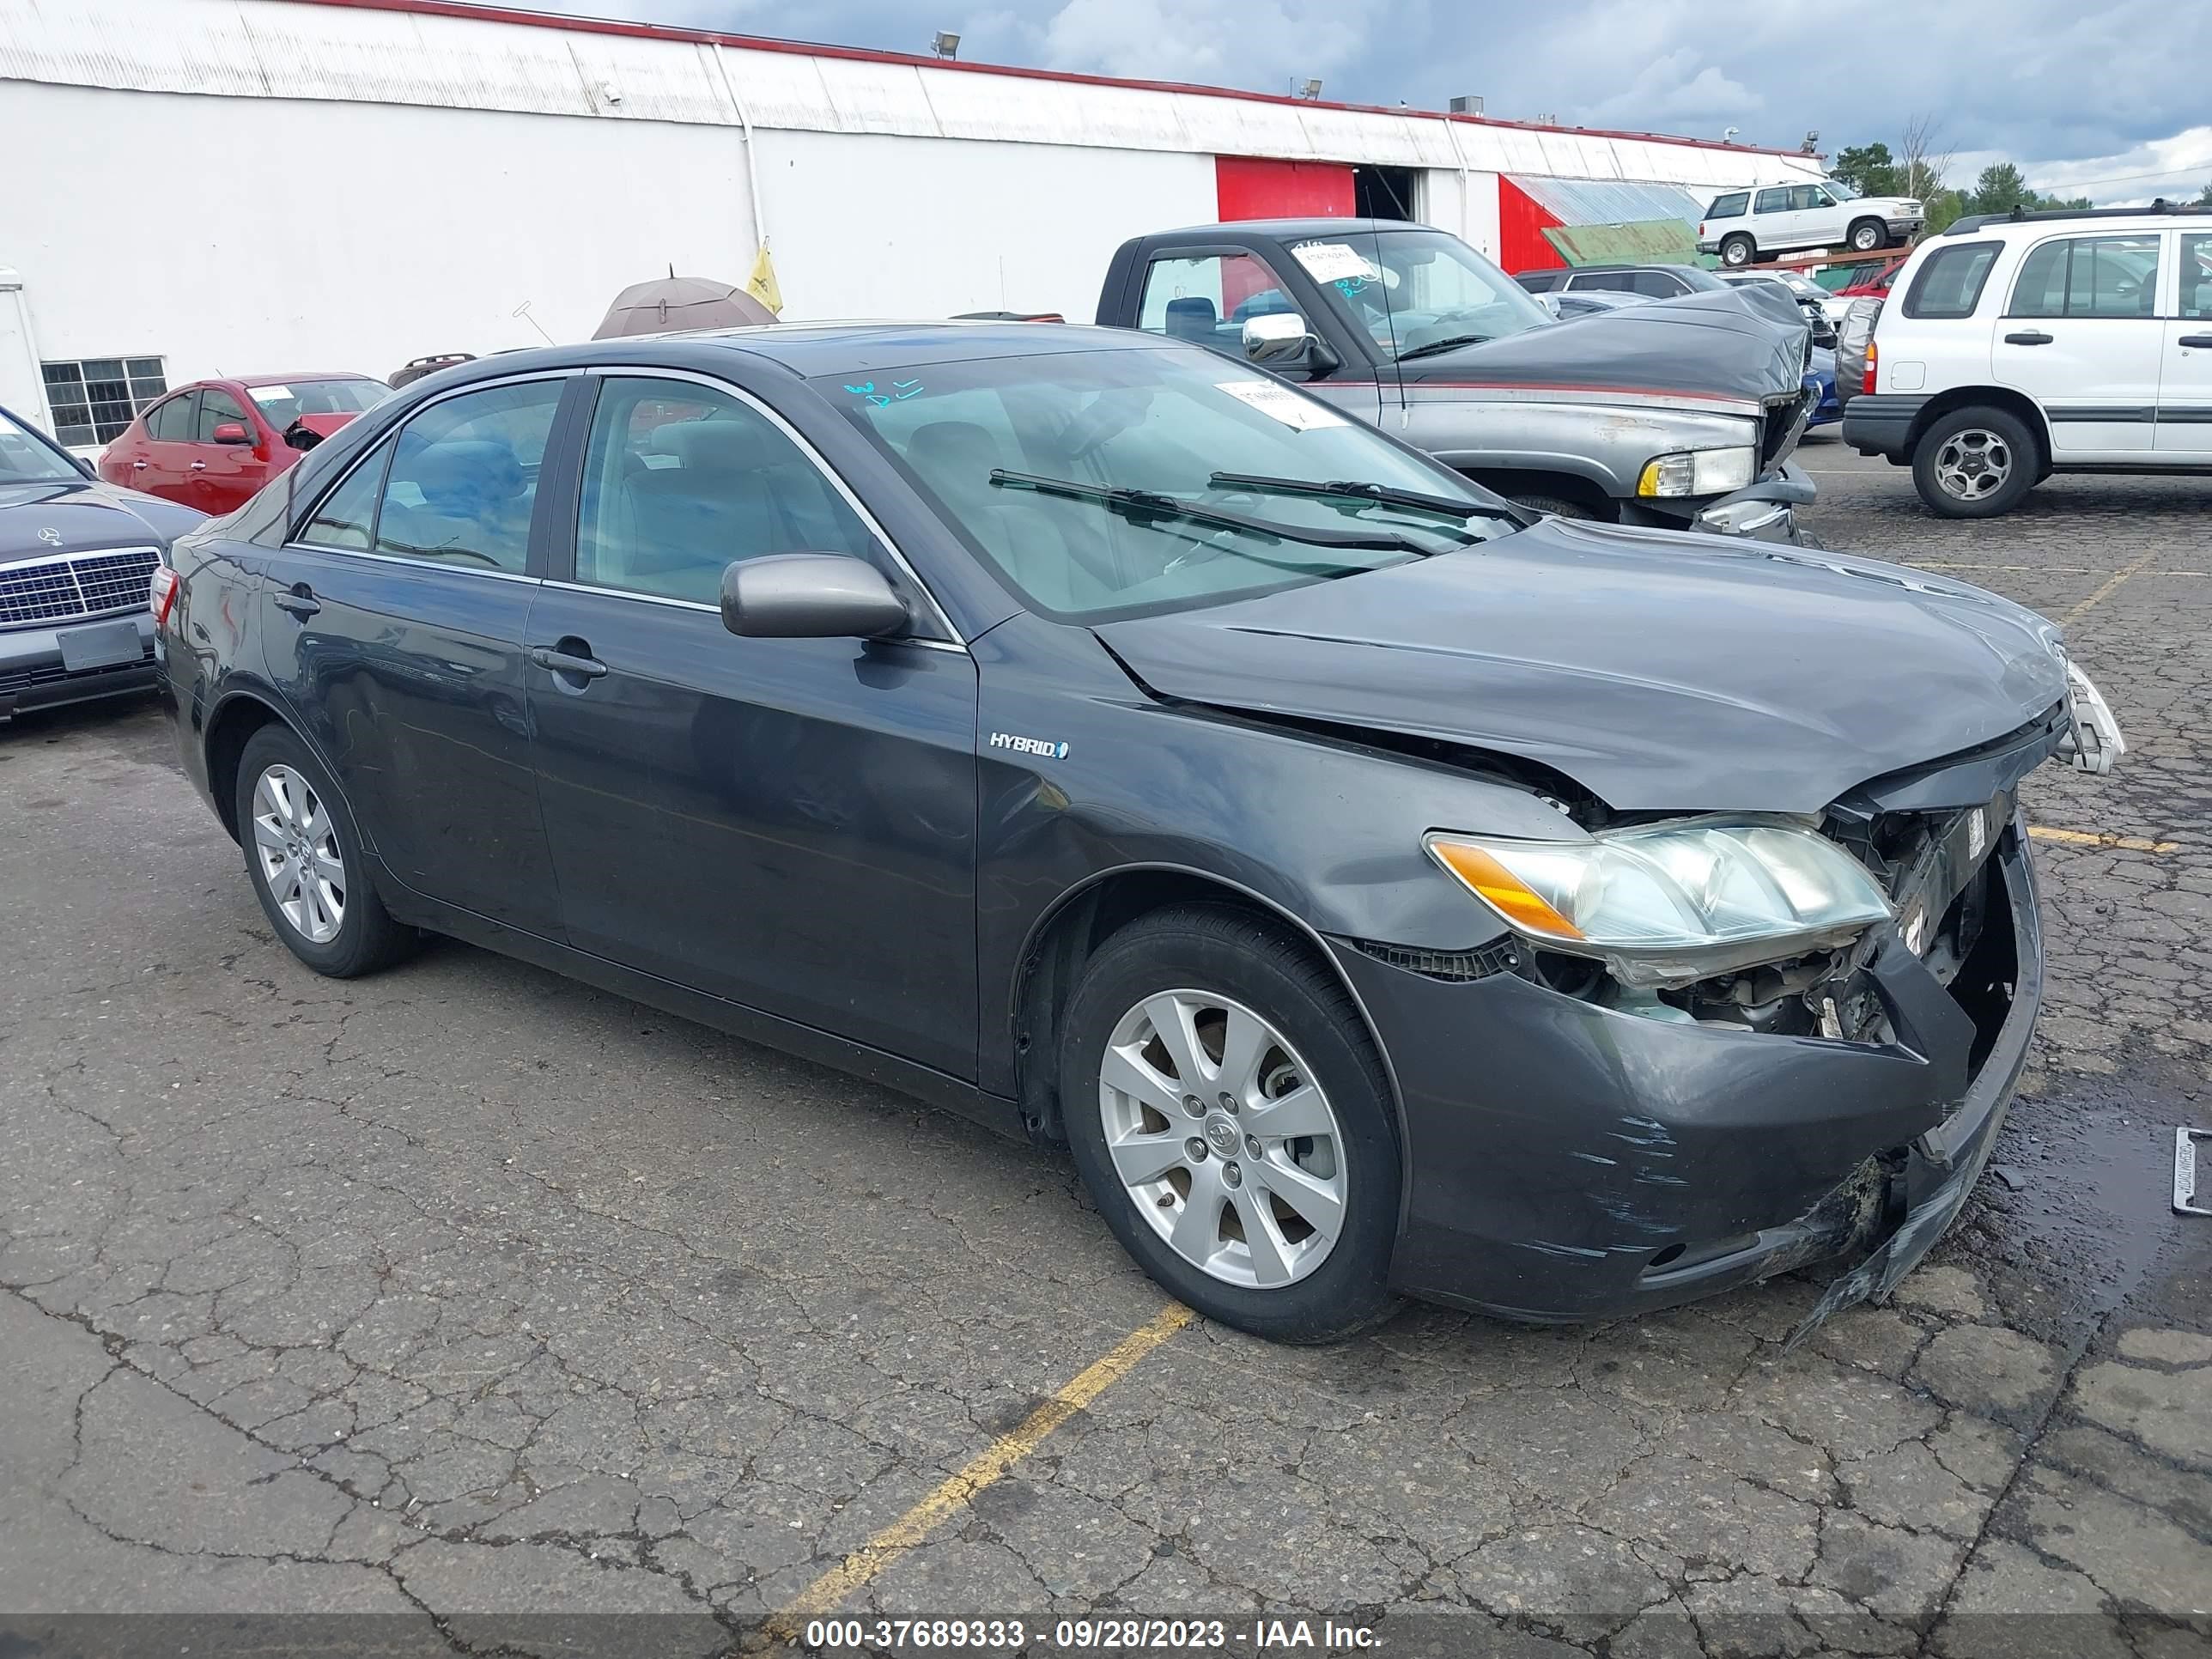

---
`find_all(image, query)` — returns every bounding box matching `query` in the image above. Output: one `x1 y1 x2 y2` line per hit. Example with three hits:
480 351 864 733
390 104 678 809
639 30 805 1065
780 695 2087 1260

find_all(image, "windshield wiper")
988 470 1436 554
1206 471 1490 520
1394 333 1493 362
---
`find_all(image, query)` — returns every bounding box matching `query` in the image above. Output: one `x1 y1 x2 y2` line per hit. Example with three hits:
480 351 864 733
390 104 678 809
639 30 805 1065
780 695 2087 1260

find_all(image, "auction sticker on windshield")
1218 380 1347 430
1290 241 1378 283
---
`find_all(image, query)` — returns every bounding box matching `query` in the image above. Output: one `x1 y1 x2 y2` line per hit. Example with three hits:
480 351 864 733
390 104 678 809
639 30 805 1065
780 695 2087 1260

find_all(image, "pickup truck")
1094 218 1816 541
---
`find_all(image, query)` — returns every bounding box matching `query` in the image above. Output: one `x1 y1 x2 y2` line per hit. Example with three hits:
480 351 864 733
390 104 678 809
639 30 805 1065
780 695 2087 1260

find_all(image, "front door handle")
2004 330 2054 345
131 459 148 470
2179 333 2212 349
188 459 210 471
272 586 320 619
530 646 608 680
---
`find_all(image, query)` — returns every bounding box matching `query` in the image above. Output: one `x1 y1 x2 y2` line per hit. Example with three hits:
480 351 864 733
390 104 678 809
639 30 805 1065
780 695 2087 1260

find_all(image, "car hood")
1093 517 2069 814
0 477 207 562
1400 289 1808 404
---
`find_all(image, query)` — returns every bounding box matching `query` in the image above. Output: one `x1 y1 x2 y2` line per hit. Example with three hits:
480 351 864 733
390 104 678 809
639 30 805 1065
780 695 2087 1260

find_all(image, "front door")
2156 228 2212 459
263 374 569 938
189 386 272 514
525 372 981 1079
1994 231 2166 459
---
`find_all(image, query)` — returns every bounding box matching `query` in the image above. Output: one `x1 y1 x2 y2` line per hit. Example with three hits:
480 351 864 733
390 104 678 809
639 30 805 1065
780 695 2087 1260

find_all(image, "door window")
298 441 392 551
574 377 876 606
374 380 563 573
1753 188 1791 215
1136 253 1287 349
2179 234 2212 318
1902 242 2001 319
2009 235 2162 319
145 393 196 441
1790 185 1826 212
196 389 251 441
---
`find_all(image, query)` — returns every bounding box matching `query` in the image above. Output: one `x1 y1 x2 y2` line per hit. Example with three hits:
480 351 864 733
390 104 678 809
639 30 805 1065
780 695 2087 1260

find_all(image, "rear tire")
235 726 421 978
1911 405 2038 519
1848 218 1887 252
1060 905 1400 1344
1720 234 1756 268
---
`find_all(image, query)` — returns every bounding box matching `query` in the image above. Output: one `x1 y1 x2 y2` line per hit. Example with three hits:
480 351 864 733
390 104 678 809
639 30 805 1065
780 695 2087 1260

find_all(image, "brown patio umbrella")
592 276 776 339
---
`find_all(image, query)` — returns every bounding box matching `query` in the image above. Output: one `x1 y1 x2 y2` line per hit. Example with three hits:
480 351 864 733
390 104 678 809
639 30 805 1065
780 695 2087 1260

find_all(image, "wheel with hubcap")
234 726 420 977
1061 905 1399 1342
1911 405 2038 519
1847 218 1887 252
1719 234 1756 268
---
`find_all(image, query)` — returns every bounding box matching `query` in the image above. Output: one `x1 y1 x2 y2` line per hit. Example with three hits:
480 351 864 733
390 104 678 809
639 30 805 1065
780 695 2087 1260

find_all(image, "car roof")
174 374 381 393
1143 216 1418 241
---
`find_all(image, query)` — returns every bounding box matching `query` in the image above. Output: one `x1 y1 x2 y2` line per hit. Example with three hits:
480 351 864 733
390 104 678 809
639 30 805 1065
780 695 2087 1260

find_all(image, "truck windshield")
821 343 1514 622
1291 228 1555 359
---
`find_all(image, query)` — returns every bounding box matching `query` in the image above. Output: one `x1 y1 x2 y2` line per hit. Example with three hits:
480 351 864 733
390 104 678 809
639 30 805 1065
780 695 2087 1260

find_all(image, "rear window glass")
1902 243 2001 319
1707 191 1749 219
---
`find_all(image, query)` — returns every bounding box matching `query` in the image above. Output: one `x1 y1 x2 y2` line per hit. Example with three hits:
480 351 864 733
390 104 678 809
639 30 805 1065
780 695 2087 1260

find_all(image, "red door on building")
1215 157 1356 222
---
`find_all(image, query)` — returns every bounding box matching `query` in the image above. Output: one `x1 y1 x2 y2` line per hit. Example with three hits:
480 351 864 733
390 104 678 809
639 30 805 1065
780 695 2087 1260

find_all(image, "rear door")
1752 186 1801 251
264 374 569 937
134 391 200 502
107 391 189 489
523 369 981 1079
2155 228 2212 458
1995 231 2165 458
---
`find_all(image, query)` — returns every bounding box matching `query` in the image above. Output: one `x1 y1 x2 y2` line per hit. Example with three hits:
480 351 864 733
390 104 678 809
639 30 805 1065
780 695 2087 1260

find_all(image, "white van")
1843 204 2212 517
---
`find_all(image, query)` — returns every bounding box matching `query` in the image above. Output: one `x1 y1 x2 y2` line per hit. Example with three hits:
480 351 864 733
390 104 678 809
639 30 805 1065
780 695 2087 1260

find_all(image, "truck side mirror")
1241 312 1338 374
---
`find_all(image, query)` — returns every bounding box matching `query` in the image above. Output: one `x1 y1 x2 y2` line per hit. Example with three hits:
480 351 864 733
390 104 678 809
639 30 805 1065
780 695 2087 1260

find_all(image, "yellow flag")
744 245 783 316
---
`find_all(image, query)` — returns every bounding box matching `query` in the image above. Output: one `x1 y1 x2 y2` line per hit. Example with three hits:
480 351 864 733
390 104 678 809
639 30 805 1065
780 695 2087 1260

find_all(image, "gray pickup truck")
1095 218 1816 542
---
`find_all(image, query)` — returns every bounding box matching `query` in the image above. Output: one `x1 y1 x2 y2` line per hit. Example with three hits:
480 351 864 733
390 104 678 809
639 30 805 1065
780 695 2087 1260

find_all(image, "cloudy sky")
502 0 2212 202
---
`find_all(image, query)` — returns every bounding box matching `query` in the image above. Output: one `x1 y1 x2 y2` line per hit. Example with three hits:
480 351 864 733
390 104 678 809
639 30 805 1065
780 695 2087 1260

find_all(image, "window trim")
1902 240 2002 320
564 365 965 647
2003 232 2166 321
286 369 572 578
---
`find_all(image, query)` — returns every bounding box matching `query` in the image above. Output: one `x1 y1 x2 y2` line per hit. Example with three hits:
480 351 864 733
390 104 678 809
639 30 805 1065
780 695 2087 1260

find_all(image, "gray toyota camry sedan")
159 324 2124 1342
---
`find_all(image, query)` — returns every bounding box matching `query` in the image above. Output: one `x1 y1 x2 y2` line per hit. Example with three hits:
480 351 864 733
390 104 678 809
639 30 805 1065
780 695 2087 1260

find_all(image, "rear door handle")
188 459 210 471
2179 333 2212 349
131 459 148 470
530 646 608 680
273 586 320 619
2004 330 2054 345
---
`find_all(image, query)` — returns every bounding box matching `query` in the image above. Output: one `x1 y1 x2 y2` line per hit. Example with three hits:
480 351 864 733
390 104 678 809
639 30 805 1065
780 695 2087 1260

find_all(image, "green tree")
1969 162 2030 216
2198 178 2212 207
1832 142 1899 197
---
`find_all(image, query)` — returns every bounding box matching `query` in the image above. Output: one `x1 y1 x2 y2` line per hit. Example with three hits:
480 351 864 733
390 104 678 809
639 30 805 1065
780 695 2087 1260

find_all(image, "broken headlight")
2058 661 2125 775
1427 817 1893 989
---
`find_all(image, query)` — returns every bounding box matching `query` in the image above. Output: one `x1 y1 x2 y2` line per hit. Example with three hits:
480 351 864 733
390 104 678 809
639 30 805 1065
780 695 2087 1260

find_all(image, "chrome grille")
0 547 161 627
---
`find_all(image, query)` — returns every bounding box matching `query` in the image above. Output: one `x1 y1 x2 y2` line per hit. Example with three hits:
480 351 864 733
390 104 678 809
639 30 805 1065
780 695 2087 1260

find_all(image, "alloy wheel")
1097 990 1347 1289
1934 428 2014 501
251 763 347 945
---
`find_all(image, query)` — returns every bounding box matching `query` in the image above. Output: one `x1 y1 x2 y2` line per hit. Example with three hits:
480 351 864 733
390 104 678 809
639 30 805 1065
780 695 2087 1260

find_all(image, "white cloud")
1584 50 1763 128
2021 125 2212 204
1038 0 1361 91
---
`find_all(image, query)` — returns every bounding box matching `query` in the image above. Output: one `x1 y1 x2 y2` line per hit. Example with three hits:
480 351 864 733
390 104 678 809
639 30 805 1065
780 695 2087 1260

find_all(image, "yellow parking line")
2063 550 2160 623
2030 826 2180 854
760 1302 1194 1638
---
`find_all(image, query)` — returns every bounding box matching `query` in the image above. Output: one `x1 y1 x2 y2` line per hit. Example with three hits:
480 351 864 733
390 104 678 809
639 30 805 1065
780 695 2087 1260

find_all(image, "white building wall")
0 81 753 382
754 131 1215 322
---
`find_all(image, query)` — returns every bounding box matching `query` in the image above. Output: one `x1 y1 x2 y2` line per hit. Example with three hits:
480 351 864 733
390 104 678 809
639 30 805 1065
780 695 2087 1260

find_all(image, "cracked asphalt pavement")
3 444 2209 1657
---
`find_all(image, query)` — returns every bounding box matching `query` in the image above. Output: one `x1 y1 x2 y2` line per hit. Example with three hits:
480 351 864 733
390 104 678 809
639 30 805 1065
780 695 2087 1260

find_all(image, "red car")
97 374 390 515
1835 253 1908 301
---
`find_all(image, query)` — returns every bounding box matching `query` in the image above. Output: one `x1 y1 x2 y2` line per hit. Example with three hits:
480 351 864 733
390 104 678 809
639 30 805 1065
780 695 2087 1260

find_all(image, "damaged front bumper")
1331 810 2042 1324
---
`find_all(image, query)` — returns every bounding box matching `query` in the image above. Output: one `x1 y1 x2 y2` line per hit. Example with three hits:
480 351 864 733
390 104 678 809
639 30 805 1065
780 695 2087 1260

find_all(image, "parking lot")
3 441 2208 1656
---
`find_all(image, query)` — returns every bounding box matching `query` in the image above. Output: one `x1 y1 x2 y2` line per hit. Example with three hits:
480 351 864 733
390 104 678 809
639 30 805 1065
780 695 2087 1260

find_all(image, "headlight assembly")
1427 818 1893 988
1636 446 1757 498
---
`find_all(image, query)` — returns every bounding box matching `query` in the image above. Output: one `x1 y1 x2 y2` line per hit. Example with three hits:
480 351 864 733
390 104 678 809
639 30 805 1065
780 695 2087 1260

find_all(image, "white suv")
1698 179 1924 267
1843 204 2212 517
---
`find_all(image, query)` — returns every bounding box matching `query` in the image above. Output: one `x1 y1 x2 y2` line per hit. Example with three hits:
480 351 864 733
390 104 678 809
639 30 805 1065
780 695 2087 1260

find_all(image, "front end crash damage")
1332 778 2053 1329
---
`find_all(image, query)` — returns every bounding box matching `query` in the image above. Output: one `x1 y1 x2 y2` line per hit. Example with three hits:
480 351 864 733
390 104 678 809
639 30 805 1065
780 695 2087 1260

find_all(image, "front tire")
1848 218 1887 252
1060 905 1400 1344
1720 234 1756 268
1911 406 2038 519
235 726 420 978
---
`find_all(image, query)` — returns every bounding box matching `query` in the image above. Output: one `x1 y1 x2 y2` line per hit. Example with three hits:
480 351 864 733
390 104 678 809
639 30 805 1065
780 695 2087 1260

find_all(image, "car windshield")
1295 228 1555 359
1828 179 1860 201
247 380 391 421
823 344 1516 622
0 406 82 484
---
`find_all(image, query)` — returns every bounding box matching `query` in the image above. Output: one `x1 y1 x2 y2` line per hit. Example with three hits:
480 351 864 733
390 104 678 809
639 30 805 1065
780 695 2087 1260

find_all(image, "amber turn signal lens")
1429 840 1583 940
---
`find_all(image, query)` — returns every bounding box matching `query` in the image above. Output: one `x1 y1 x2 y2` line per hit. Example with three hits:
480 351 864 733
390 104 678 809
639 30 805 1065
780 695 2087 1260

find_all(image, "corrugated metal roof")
0 0 1831 191
1509 175 1714 228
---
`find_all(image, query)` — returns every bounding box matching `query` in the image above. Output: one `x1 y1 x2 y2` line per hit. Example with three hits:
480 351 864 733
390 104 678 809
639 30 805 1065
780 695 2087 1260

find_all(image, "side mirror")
1238 312 1318 367
212 422 252 445
720 553 908 641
